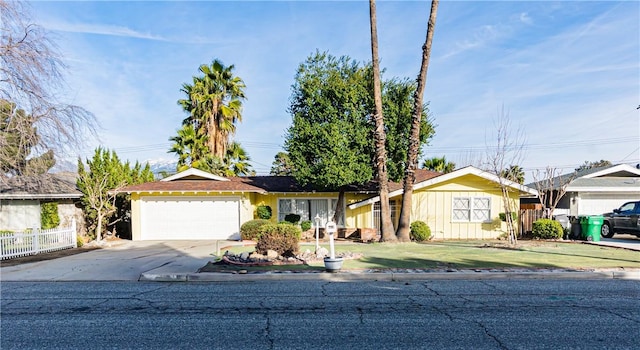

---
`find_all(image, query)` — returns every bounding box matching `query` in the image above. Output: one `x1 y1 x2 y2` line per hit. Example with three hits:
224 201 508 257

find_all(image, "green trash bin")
580 216 603 242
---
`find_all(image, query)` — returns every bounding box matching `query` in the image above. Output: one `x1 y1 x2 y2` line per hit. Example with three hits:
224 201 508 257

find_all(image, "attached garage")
120 168 266 241
140 196 240 240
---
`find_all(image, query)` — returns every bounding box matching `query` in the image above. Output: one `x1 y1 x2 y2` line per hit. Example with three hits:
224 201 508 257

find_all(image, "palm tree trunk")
396 0 439 242
369 0 396 242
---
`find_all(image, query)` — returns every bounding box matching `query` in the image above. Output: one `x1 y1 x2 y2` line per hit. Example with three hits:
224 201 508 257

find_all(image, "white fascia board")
581 164 640 179
160 168 229 182
565 186 640 192
0 193 82 200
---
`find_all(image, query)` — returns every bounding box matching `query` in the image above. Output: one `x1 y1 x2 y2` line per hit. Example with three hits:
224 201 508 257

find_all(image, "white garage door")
140 196 240 240
580 193 640 216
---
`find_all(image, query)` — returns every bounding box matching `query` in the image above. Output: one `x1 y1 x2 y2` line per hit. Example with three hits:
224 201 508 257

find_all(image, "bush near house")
240 219 271 241
255 223 301 257
410 221 431 242
532 219 564 239
41 202 60 229
300 220 312 231
284 213 301 224
256 205 272 220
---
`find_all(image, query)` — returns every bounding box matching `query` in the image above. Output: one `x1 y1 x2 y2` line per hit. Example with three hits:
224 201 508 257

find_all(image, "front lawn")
210 240 640 272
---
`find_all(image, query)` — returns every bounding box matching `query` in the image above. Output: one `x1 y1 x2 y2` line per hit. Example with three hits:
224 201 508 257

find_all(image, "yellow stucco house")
119 166 537 241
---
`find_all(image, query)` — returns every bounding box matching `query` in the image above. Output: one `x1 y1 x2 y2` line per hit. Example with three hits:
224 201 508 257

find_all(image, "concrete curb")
139 269 640 282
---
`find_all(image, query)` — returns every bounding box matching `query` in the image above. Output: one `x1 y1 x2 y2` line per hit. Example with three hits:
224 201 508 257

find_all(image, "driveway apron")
0 240 231 281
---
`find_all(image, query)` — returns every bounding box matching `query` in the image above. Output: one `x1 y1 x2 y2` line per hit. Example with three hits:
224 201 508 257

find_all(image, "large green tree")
383 79 435 182
285 52 436 226
286 52 374 223
77 148 154 241
1 99 55 175
270 152 294 176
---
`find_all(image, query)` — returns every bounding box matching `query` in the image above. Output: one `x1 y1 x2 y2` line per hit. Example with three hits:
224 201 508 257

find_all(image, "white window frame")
452 196 491 223
277 198 344 227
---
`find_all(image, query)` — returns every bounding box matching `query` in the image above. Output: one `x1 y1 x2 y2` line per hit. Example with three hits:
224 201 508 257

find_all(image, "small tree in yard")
484 108 525 246
532 167 576 219
77 148 153 241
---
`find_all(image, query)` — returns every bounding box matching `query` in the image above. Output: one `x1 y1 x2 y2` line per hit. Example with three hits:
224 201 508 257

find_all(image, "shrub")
284 213 301 224
300 220 312 231
240 219 271 241
532 219 564 239
76 235 84 247
410 221 432 242
41 202 60 229
256 205 272 220
499 212 518 222
255 223 301 257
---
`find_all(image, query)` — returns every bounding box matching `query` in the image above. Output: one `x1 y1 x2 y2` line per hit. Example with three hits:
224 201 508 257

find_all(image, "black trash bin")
569 217 582 240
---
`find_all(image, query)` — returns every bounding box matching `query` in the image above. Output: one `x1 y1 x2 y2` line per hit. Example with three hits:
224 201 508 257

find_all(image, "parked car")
601 201 640 238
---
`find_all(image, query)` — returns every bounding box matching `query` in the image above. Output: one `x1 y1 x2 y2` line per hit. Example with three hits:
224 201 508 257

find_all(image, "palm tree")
222 141 254 176
369 0 396 242
168 124 209 172
422 156 455 173
179 59 246 159
500 164 525 184
396 0 439 242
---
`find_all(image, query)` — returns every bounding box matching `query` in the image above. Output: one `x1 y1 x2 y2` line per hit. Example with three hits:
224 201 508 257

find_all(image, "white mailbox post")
322 220 343 272
325 220 337 259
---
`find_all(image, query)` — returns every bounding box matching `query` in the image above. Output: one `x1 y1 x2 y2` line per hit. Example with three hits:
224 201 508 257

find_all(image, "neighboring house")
119 166 537 241
0 173 82 231
525 164 640 217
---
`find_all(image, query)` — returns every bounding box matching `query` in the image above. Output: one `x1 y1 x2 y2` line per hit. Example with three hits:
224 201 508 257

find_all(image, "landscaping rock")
266 250 279 259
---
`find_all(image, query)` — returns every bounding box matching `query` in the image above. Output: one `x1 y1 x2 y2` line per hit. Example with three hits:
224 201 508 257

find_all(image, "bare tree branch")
0 0 97 180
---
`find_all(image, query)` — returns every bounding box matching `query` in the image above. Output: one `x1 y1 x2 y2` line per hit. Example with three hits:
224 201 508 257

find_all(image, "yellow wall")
252 192 372 226
347 174 521 240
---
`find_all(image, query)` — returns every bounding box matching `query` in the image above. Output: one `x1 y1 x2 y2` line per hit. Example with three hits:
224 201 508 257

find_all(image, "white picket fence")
1 220 77 260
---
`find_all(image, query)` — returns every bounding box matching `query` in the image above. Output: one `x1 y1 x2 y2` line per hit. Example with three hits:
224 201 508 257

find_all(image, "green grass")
218 240 640 271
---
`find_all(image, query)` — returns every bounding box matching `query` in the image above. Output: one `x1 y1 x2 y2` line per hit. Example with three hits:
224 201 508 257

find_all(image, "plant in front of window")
256 205 272 220
300 220 312 231
284 213 301 225
410 221 431 242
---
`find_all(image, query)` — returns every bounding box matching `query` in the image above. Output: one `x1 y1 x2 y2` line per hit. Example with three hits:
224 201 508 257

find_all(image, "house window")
452 197 491 222
278 198 344 227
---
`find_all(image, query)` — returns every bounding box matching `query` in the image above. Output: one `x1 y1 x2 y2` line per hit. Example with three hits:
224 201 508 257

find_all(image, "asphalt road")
1 279 638 349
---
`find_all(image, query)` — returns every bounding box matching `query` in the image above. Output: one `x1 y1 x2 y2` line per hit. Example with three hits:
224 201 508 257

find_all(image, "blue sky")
30 0 639 179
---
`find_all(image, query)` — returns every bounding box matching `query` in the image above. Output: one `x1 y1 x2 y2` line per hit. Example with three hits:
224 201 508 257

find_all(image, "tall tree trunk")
369 0 396 242
396 0 439 242
332 188 346 226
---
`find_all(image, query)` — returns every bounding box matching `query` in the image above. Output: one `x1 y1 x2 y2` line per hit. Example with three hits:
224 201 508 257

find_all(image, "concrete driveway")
592 234 640 251
0 240 240 281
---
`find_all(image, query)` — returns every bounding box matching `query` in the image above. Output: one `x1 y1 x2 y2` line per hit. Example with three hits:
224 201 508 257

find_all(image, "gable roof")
160 168 229 182
0 173 82 200
526 163 640 191
348 166 538 209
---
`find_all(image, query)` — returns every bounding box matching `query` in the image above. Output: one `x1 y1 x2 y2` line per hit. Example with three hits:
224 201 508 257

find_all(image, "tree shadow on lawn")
356 256 557 269
427 241 640 265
